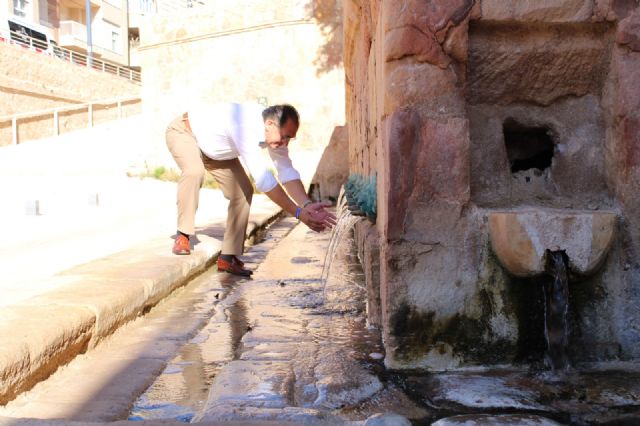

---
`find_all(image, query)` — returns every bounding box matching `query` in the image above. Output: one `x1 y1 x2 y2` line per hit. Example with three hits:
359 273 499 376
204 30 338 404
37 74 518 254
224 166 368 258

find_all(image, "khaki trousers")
165 115 253 255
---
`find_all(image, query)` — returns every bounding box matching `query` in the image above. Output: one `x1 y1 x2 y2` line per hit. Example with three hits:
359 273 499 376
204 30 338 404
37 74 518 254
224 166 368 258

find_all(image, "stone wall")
138 0 346 186
345 0 640 370
311 125 349 201
0 42 141 146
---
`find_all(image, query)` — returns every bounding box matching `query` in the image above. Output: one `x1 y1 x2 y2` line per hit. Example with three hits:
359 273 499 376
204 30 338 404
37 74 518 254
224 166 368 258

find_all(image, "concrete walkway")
0 119 282 406
0 214 414 426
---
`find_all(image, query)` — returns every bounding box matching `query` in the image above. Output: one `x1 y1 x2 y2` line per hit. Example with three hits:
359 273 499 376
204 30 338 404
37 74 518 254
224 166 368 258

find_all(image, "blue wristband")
295 206 302 220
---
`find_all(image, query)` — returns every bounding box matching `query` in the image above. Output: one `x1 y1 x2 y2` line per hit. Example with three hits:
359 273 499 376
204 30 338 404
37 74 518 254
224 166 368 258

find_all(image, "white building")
1 0 132 66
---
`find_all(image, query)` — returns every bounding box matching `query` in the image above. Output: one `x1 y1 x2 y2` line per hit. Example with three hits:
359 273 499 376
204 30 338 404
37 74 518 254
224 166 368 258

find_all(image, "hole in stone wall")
503 119 555 173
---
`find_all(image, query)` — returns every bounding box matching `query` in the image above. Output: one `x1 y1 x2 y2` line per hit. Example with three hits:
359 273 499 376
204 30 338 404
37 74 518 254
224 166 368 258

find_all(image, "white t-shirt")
187 102 300 193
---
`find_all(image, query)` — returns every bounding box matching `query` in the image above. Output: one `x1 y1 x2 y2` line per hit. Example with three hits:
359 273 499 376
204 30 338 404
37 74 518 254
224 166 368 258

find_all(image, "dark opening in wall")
504 119 555 173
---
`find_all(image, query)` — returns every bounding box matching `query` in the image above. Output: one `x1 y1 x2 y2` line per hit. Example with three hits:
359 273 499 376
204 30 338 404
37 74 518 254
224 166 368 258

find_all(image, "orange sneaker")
172 234 191 255
217 257 253 276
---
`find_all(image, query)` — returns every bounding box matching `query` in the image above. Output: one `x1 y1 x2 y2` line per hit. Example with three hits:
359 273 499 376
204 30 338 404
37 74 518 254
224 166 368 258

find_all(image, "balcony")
58 20 103 56
59 20 86 49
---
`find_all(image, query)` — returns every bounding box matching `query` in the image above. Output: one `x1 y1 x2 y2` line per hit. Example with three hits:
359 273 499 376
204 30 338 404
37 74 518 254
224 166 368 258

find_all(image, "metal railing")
0 96 141 145
0 28 141 83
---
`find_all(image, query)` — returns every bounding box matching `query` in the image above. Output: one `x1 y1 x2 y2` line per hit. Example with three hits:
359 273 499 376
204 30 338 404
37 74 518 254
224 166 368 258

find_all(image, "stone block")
378 207 522 370
194 405 342 424
595 0 640 21
380 109 421 240
612 117 640 185
594 0 618 20
621 116 640 180
403 200 470 245
384 61 464 116
609 48 640 117
606 115 640 192
617 8 640 51
383 0 474 34
59 239 213 309
354 221 382 327
364 413 412 426
382 116 472 241
23 276 149 347
384 27 450 68
390 209 480 311
467 23 613 106
0 305 95 404
443 19 470 64
415 117 470 203
479 0 593 22
434 413 561 425
313 346 383 409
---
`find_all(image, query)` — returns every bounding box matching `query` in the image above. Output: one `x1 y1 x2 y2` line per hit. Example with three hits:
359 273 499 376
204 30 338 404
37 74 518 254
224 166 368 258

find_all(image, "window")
13 0 31 18
37 0 57 26
111 30 118 51
101 19 120 53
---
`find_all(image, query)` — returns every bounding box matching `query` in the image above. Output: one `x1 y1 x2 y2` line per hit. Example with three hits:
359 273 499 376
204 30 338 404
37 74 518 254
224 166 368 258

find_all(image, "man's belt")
181 112 193 134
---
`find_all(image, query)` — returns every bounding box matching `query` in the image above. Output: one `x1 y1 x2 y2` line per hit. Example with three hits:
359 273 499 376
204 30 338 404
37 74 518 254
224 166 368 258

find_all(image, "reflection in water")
129 278 243 422
129 344 212 423
227 297 249 359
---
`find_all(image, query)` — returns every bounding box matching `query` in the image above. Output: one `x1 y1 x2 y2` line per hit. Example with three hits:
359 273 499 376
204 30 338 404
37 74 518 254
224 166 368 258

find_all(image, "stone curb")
0 417 325 425
0 209 283 406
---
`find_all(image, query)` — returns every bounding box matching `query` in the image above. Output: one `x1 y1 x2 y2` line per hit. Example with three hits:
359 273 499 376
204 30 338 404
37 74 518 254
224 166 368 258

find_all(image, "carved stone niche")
466 21 616 211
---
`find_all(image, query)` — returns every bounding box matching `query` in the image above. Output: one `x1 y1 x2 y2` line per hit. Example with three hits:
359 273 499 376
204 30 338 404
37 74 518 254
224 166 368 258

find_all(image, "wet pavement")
2 208 640 425
130 217 390 424
128 212 640 425
0 215 396 425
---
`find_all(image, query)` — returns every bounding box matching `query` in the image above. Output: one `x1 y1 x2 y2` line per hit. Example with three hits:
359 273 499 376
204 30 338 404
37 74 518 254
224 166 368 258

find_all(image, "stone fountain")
344 0 640 370
488 209 616 279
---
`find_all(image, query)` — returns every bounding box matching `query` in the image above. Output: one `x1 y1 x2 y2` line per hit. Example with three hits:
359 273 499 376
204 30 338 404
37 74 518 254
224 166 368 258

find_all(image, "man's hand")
300 201 337 232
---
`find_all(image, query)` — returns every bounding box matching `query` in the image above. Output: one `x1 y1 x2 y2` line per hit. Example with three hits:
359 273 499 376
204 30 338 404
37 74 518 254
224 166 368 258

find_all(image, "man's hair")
262 104 300 127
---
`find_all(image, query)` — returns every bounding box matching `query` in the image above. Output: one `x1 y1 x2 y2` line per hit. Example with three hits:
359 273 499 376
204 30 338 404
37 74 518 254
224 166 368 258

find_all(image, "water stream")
543 250 570 372
321 191 364 302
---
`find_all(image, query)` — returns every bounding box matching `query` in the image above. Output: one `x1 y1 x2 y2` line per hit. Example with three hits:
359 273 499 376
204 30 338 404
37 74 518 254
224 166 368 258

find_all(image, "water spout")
347 205 367 216
543 250 570 372
343 174 377 222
